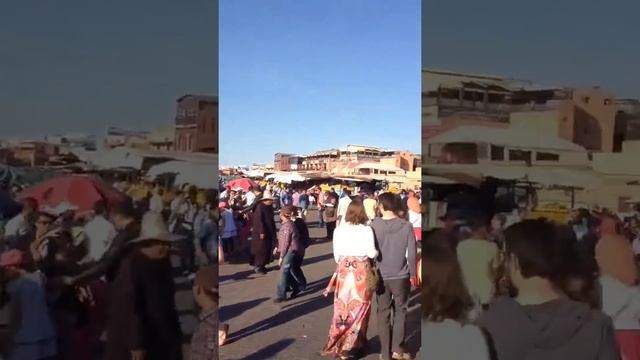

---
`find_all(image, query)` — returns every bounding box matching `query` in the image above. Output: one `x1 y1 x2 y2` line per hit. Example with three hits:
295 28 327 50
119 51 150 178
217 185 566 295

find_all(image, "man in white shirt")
244 188 257 207
83 200 117 262
336 189 352 226
4 197 38 247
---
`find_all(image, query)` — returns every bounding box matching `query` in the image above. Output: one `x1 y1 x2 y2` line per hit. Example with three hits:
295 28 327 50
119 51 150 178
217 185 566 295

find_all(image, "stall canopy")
73 148 144 170
425 164 603 189
147 161 216 189
266 172 308 184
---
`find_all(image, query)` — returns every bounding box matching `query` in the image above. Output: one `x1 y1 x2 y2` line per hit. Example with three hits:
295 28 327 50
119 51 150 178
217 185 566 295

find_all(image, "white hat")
130 212 184 244
260 190 275 200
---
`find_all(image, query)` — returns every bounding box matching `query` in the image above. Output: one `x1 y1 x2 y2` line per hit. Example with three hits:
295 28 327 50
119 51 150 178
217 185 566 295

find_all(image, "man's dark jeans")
277 251 306 299
290 253 307 290
376 278 411 360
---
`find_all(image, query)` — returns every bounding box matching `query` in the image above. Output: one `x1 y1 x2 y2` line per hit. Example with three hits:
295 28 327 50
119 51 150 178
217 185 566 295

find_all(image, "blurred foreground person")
422 243 490 360
1 250 57 360
478 219 620 360
190 266 219 360
105 212 182 360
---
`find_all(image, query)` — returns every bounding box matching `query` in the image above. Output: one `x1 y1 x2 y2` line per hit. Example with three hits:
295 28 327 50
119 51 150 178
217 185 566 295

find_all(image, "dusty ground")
218 209 422 360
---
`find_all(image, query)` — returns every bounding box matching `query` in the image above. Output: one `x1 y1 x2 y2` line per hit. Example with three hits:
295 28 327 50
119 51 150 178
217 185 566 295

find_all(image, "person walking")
321 200 377 360
251 191 277 274
336 189 352 226
370 193 417 360
299 191 310 221
104 212 183 360
323 193 338 241
273 205 304 302
219 202 237 257
318 190 327 228
292 208 309 290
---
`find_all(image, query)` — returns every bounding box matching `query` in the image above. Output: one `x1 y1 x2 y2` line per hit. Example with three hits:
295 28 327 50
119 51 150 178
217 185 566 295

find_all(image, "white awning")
428 126 585 152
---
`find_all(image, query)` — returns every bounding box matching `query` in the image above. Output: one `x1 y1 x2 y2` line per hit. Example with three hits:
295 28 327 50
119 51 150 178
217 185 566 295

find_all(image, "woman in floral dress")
321 200 378 360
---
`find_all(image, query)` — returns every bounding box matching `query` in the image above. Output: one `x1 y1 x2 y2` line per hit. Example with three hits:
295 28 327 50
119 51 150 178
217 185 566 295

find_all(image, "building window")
186 134 193 151
582 96 591 104
509 149 531 163
490 145 505 161
604 98 612 105
536 152 560 161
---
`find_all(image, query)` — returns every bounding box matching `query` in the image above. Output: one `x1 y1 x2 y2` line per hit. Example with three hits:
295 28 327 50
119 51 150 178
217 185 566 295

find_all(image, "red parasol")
21 175 127 217
226 178 258 191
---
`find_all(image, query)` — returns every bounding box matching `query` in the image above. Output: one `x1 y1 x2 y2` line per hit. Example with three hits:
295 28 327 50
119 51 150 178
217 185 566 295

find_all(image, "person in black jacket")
65 200 140 285
105 212 182 360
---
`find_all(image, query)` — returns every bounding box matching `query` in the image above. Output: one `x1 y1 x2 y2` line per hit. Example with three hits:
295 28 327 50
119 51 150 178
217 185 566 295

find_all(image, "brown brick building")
174 95 218 153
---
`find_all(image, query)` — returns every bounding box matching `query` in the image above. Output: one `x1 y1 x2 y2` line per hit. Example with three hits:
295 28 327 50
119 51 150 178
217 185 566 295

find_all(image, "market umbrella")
21 175 127 217
226 178 258 191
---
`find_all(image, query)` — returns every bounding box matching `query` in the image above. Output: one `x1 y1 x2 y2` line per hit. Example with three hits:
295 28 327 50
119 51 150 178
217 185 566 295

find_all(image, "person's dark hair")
205 189 219 207
555 224 599 306
93 200 107 216
344 200 368 225
467 210 490 231
423 243 472 322
378 192 398 212
343 189 351 197
110 200 137 220
504 219 567 282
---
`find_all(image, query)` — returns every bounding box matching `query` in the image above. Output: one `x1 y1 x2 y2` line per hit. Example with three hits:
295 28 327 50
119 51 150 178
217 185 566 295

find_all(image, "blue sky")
219 0 421 166
423 0 639 98
0 0 217 138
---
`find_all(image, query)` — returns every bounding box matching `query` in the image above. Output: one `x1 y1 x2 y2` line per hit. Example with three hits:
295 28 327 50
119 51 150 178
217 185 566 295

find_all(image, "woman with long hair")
321 200 378 360
422 240 491 360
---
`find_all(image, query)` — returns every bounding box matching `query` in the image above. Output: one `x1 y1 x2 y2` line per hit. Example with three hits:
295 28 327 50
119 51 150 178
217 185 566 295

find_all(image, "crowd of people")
218 178 422 360
321 192 420 360
0 172 220 360
423 200 640 360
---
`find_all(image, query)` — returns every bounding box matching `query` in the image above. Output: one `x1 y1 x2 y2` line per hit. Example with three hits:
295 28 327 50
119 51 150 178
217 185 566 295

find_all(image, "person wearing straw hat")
251 190 277 275
104 212 182 360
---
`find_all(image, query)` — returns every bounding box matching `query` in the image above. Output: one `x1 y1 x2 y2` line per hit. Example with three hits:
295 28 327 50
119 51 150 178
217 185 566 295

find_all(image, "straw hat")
260 190 275 201
130 212 184 244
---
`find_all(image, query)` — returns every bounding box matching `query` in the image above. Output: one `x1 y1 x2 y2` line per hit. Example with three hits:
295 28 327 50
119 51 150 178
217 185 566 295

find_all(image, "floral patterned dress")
321 256 373 357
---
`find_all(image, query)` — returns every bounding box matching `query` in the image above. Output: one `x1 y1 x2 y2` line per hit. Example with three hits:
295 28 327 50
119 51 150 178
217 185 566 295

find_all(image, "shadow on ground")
228 292 333 343
219 297 270 322
232 338 296 360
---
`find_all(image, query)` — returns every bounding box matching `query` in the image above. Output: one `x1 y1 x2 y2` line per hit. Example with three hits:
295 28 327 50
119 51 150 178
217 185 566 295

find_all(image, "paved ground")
219 209 422 360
